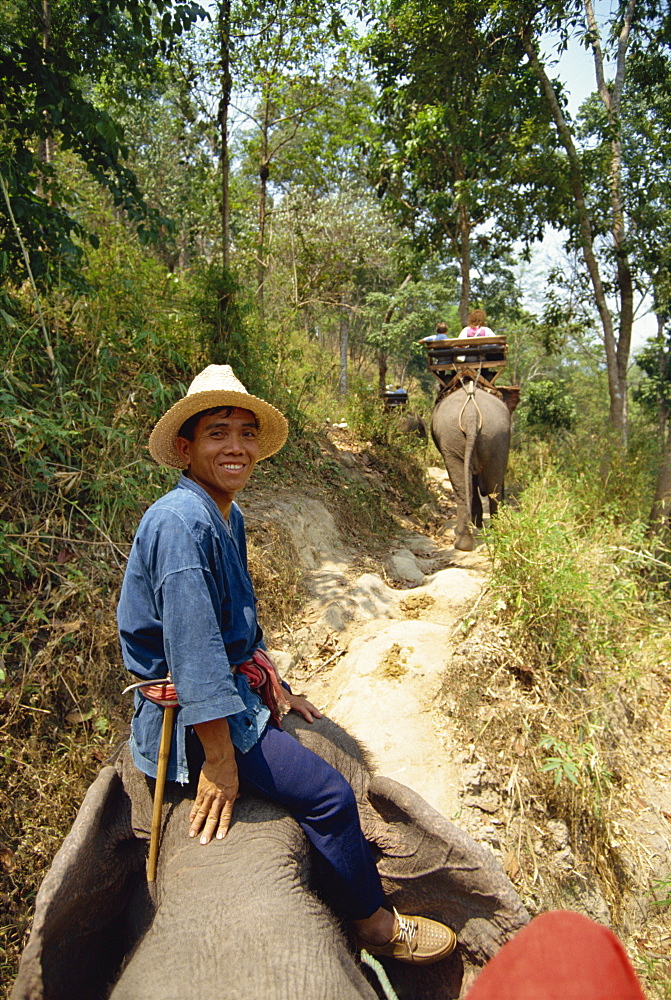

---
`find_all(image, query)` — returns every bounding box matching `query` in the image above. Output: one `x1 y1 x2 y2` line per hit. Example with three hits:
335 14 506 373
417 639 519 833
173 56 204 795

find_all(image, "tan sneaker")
360 908 457 965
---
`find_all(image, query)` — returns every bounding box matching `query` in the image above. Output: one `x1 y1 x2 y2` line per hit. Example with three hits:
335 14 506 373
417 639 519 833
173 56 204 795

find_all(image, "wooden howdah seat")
425 335 520 414
426 336 507 385
381 387 409 410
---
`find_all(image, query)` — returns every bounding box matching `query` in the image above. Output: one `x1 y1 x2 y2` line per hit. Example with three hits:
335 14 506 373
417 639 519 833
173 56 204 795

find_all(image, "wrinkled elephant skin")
431 388 511 551
12 715 528 1000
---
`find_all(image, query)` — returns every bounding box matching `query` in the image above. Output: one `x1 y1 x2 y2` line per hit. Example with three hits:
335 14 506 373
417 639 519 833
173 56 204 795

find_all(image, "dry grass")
440 603 671 996
246 520 306 644
0 547 126 994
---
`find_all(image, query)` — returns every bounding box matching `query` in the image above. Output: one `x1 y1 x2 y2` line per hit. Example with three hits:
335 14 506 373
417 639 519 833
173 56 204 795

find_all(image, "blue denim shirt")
117 475 270 783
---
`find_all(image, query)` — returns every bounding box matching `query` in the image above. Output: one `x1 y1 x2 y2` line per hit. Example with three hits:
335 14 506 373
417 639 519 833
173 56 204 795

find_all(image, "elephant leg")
440 450 475 552
471 475 483 528
478 472 504 521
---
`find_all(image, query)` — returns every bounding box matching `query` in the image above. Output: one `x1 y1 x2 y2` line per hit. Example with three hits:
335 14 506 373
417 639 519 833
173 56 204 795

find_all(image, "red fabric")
139 651 288 723
467 911 647 1000
140 680 179 707
467 326 487 338
236 649 289 728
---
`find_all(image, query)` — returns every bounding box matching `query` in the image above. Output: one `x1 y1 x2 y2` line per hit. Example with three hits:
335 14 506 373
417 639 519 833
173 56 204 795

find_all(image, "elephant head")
12 715 528 1000
397 413 428 441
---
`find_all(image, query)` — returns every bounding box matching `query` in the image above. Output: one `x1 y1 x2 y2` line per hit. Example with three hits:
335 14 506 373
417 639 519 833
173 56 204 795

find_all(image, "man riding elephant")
116 364 457 965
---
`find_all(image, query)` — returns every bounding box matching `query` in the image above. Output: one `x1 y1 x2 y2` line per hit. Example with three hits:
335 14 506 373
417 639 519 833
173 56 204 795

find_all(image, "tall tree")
367 0 563 324
477 0 671 440
515 1 635 438
269 183 400 389
174 0 352 283
234 4 353 313
0 0 204 292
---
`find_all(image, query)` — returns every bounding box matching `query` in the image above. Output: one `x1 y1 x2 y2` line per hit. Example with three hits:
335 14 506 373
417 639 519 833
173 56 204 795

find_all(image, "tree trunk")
585 0 636 439
339 305 349 397
649 430 671 538
521 25 629 441
456 159 470 326
218 0 232 272
257 95 270 318
654 312 668 444
377 349 388 396
37 0 53 197
377 273 412 394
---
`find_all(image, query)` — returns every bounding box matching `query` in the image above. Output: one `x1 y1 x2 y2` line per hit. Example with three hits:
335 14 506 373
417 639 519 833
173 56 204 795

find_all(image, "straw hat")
149 365 289 468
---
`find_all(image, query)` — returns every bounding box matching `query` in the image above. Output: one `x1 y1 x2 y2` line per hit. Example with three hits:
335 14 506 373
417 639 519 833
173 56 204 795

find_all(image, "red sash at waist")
236 649 289 728
139 649 288 727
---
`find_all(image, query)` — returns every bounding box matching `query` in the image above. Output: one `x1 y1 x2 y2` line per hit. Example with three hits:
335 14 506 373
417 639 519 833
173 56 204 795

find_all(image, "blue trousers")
230 725 385 920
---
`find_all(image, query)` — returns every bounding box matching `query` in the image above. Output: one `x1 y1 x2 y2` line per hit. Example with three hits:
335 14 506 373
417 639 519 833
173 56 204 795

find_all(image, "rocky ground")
240 438 671 995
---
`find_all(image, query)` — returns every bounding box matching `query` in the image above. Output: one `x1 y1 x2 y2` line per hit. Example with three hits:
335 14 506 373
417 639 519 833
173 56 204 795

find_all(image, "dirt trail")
242 463 671 973
243 468 485 822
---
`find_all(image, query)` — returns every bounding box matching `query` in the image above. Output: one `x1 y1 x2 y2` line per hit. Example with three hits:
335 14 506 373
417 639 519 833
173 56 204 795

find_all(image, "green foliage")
191 263 257 371
650 874 671 909
634 333 671 427
509 370 660 527
538 733 613 808
0 0 205 292
345 381 392 443
489 469 656 677
525 379 576 434
366 0 565 283
359 266 459 389
94 74 221 272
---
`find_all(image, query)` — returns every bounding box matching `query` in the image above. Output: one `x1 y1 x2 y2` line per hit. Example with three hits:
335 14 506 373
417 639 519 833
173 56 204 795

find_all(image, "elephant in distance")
398 412 428 441
431 385 512 551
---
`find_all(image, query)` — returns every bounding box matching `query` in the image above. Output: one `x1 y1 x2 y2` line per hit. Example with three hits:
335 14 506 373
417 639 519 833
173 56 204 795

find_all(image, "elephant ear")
364 775 529 970
12 766 151 1000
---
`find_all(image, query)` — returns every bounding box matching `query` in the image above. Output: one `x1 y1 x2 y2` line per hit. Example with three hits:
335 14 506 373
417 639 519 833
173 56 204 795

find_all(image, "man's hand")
285 691 322 723
191 718 239 844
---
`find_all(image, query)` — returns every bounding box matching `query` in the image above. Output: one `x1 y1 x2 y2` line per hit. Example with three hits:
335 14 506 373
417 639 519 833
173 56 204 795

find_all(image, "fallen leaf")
0 847 17 873
503 851 520 880
52 619 84 632
66 708 94 724
301 611 321 624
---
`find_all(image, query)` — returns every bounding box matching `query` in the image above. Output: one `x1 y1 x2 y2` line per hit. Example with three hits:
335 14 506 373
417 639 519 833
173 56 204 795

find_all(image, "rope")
458 379 483 435
360 950 401 1000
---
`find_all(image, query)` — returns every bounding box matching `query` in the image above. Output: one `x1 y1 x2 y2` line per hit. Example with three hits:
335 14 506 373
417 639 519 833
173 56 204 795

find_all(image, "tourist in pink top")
459 308 494 338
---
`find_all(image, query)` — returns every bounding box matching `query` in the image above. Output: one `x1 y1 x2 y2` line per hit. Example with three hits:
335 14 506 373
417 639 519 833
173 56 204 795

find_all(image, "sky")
518 16 656 354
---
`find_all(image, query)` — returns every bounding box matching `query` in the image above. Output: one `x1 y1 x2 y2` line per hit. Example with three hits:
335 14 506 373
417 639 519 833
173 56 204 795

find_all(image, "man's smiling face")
175 407 260 512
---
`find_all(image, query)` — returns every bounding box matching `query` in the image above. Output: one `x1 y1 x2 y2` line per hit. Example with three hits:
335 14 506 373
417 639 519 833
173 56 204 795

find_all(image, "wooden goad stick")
122 676 179 884
147 702 176 883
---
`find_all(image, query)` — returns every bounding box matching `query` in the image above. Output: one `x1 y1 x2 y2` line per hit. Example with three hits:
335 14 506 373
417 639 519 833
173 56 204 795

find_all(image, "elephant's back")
431 387 510 440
